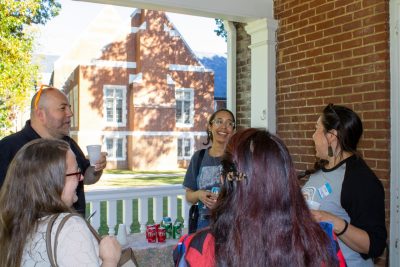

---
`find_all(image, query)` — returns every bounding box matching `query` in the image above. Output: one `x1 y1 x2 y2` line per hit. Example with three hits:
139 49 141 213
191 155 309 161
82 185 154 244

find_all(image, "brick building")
55 8 215 170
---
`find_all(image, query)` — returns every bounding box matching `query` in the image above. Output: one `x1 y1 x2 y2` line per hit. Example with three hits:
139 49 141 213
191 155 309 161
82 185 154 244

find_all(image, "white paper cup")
306 200 321 210
117 223 127 245
86 145 101 166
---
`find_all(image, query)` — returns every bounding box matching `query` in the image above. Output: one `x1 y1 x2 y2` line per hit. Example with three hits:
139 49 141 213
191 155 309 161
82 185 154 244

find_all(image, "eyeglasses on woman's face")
212 118 235 129
66 168 83 181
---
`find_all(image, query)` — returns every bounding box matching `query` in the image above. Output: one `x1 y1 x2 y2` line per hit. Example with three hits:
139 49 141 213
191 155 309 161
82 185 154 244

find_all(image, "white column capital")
244 18 277 133
245 18 278 35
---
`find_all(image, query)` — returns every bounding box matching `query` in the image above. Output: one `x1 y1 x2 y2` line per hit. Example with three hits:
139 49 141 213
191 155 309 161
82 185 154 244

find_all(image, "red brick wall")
274 1 390 264
235 22 252 129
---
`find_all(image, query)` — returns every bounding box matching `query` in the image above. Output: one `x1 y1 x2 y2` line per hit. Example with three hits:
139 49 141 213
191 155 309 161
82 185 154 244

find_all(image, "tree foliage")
0 0 60 137
214 19 227 41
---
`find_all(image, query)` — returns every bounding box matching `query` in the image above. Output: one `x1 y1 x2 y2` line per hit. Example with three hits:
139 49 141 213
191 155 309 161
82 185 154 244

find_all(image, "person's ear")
34 108 46 122
326 130 338 142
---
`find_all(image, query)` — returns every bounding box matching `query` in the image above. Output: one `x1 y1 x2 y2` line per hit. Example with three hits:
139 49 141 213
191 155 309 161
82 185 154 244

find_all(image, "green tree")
214 19 227 41
0 0 60 137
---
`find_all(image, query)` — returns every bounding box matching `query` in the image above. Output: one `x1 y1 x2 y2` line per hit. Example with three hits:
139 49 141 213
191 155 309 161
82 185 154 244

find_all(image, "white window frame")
175 88 194 128
103 85 127 127
67 85 79 128
177 135 194 160
104 136 126 161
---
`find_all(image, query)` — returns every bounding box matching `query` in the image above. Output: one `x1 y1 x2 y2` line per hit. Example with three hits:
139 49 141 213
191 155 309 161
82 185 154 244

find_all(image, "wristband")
336 219 348 236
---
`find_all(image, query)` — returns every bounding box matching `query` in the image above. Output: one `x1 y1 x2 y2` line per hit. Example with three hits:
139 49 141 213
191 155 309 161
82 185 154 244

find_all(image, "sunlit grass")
88 176 184 188
86 170 185 189
105 169 186 174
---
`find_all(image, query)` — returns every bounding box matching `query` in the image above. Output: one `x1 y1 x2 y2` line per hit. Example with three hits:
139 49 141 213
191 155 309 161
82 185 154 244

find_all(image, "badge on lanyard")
318 182 332 199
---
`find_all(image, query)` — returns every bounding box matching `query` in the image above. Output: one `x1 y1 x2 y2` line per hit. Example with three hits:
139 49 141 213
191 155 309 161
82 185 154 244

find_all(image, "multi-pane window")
105 137 125 160
176 88 194 126
103 86 126 127
178 137 192 159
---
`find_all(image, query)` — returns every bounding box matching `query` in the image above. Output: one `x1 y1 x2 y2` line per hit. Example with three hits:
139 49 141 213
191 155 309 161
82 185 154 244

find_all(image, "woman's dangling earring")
328 145 333 157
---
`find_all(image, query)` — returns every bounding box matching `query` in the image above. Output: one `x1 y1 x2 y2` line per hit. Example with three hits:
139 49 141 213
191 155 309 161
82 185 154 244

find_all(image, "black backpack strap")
194 149 206 181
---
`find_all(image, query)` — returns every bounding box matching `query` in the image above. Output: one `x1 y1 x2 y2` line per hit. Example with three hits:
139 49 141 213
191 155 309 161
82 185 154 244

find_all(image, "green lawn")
85 170 186 235
105 169 186 175
86 170 185 189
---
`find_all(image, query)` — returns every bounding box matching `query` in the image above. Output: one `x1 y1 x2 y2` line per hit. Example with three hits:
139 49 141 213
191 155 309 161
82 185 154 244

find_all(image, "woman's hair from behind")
203 108 236 145
0 138 71 267
211 128 338 267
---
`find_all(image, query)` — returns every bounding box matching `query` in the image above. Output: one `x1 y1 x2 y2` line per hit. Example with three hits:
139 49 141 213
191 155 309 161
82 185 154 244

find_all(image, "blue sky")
34 0 227 56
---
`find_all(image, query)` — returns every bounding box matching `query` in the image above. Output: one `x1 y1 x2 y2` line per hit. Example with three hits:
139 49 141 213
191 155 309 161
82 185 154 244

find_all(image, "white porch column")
224 20 237 116
245 18 278 133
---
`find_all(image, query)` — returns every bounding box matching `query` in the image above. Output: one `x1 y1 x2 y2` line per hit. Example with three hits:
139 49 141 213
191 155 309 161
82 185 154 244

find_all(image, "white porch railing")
85 185 190 235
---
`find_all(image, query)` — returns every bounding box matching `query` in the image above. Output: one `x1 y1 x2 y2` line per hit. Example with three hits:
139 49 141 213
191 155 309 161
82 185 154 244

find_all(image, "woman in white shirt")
0 139 121 267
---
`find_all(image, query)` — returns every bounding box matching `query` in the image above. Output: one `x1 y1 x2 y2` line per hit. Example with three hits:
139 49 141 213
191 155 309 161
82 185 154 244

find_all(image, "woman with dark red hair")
174 128 345 267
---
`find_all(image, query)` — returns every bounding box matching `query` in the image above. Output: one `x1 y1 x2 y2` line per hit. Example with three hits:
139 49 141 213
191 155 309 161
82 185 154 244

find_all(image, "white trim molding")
245 18 278 133
169 64 212 72
129 73 143 84
72 130 207 137
131 21 147 33
390 0 400 265
167 74 175 85
87 60 136 68
81 0 274 23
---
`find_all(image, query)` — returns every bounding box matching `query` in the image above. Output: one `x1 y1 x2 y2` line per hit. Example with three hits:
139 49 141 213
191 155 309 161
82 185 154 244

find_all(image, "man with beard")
0 86 106 217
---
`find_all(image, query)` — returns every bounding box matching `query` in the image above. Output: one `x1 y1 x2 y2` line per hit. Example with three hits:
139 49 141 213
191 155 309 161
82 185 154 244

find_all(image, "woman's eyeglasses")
34 84 52 110
212 118 235 129
66 168 83 181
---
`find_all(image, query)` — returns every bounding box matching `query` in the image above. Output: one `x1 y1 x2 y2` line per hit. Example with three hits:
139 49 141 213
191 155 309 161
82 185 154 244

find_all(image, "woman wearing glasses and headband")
183 109 236 231
174 128 345 266
301 104 387 266
0 139 121 267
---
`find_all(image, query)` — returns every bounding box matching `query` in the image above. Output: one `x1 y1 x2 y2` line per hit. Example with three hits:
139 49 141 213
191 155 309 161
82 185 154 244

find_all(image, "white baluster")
182 197 190 229
91 201 101 232
138 197 148 233
107 200 117 235
153 196 163 224
85 185 187 232
168 195 178 222
123 199 133 233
